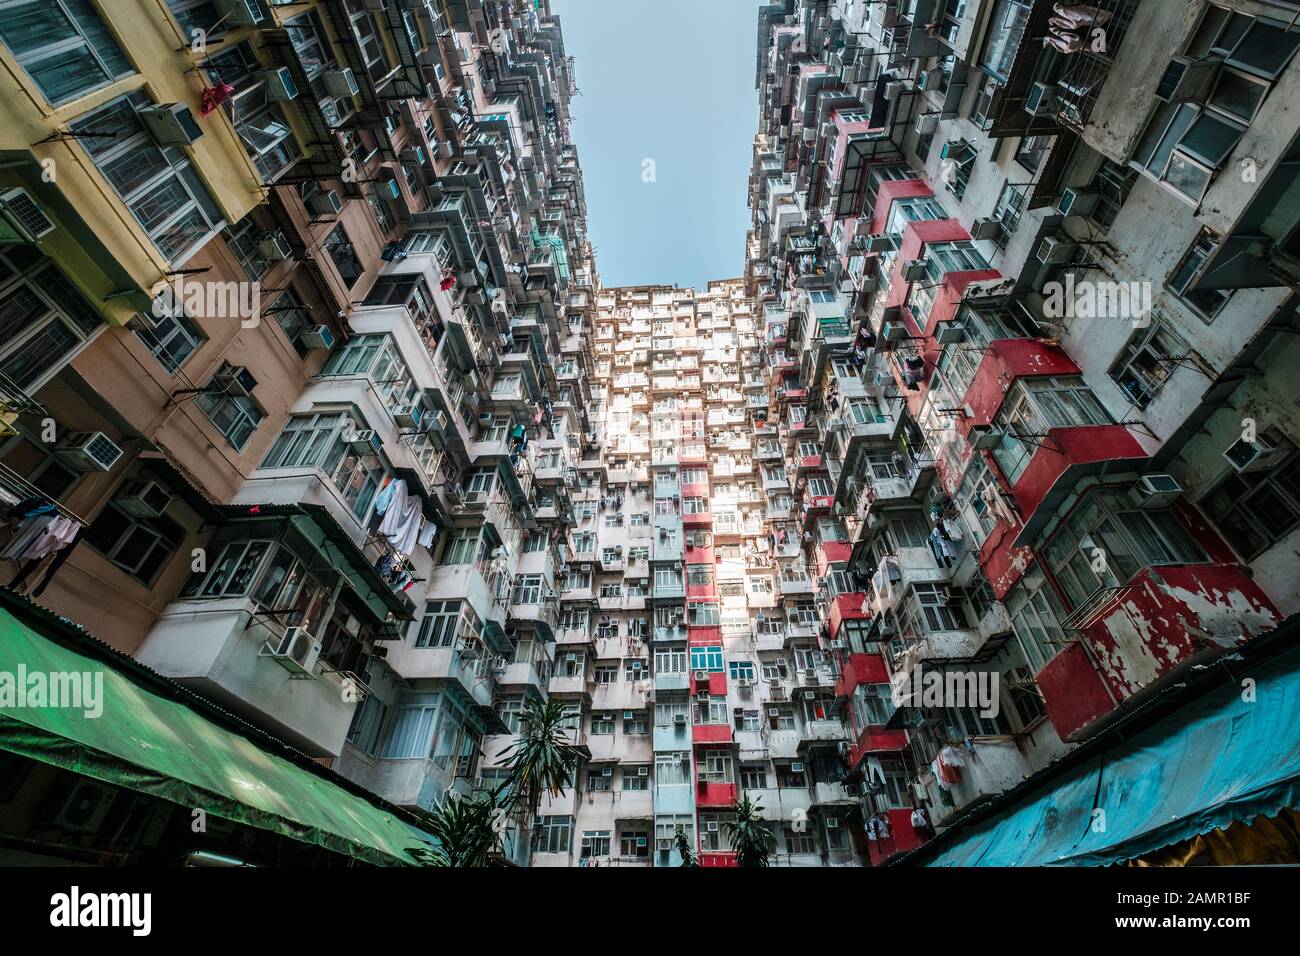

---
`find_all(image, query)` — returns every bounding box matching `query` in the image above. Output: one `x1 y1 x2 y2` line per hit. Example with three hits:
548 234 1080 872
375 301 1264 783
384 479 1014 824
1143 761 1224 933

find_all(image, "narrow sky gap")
550 0 761 289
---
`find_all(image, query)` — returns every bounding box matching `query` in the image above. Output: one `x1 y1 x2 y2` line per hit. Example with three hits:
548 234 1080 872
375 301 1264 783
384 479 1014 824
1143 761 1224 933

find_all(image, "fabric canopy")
0 605 434 866
924 642 1300 866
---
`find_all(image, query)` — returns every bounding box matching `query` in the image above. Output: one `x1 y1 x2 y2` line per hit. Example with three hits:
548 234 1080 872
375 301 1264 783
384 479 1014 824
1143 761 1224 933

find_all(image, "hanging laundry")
866 755 887 788
911 806 936 839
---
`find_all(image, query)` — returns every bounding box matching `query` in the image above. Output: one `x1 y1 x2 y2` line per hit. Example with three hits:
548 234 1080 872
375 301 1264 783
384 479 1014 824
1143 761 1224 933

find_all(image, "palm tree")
414 783 509 867
725 795 777 868
414 697 582 866
673 825 698 867
496 697 585 825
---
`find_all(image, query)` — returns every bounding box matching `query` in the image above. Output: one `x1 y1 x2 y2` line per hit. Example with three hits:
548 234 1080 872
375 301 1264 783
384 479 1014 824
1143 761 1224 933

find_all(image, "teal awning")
920 638 1300 866
0 598 436 866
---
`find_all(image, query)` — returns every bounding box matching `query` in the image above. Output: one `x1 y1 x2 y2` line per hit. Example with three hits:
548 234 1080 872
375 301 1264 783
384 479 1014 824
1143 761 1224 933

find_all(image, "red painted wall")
1035 640 1116 741
865 808 929 866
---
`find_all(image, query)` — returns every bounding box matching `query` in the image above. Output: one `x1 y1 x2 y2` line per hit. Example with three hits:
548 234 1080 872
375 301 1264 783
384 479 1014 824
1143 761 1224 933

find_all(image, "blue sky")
549 0 761 290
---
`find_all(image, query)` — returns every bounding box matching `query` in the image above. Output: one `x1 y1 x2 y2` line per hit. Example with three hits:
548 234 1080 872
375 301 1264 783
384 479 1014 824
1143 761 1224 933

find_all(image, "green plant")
725 795 777 868
673 824 698 867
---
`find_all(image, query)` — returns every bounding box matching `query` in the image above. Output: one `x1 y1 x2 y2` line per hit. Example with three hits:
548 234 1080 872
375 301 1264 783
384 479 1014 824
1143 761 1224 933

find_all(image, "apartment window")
1045 490 1206 608
381 691 440 759
85 502 183 586
689 645 723 672
1015 135 1051 173
655 752 690 785
991 377 1109 483
0 249 103 389
1109 320 1187 408
979 0 1031 82
261 412 385 518
697 750 733 784
580 831 611 859
625 711 649 735
346 692 386 755
1004 664 1046 729
535 816 571 854
72 92 225 265
587 768 612 792
205 42 301 182
991 181 1027 249
1088 160 1138 230
900 583 968 634
497 697 524 734
265 287 313 358
619 831 650 858
1133 10 1298 203
286 10 357 128
324 224 364 287
1202 445 1300 560
622 767 649 791
593 666 618 685
728 660 755 683
968 72 999 129
687 602 720 627
439 528 483 567
735 710 761 732
850 683 896 731
785 827 817 855
1004 568 1068 670
196 364 265 452
0 0 133 105
654 645 686 674
740 765 767 789
1169 229 1232 321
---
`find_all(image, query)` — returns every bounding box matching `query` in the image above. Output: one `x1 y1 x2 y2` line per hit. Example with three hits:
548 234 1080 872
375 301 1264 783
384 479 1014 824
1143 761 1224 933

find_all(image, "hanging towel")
373 477 400 515
418 522 437 549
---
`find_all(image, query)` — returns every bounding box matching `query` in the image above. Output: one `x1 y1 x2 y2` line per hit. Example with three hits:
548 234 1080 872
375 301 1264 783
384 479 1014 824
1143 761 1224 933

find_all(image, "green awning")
0 603 434 866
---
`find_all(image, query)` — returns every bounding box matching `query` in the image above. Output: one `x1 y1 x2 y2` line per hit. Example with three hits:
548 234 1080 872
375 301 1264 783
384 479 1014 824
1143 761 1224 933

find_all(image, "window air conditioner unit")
1135 474 1183 509
307 189 343 216
139 103 204 146
826 817 841 829
213 365 257 397
694 670 709 681
1225 433 1285 473
301 325 335 351
324 69 360 98
657 839 673 851
348 429 383 455
0 188 56 243
601 766 613 777
1057 187 1099 218
968 423 1002 451
935 322 967 344
260 627 321 676
970 217 1002 241
706 821 719 832
790 761 805 773
115 479 172 519
392 404 424 428
477 412 494 426
1035 236 1077 264
673 713 687 725
885 80 908 101
915 112 939 135
866 234 895 253
623 710 635 720
879 317 906 342
902 259 929 282
262 68 298 101
917 68 941 91
257 233 292 261
1023 81 1057 117
402 146 427 166
213 0 264 26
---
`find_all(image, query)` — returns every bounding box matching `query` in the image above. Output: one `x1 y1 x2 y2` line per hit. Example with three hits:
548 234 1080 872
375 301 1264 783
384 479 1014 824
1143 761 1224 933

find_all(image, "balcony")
136 597 359 757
